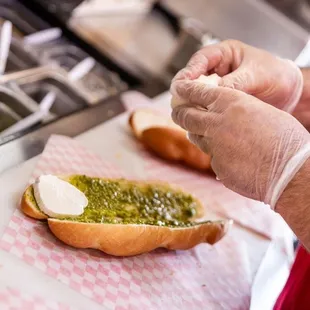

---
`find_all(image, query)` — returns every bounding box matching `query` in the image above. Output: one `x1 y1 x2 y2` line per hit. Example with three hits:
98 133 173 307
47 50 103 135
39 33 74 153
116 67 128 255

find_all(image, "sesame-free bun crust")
48 219 229 256
21 185 48 220
21 176 230 256
129 109 212 172
141 127 212 171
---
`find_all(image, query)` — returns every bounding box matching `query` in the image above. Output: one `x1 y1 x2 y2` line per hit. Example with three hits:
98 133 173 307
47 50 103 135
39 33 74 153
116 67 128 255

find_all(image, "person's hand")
171 81 310 208
172 40 303 113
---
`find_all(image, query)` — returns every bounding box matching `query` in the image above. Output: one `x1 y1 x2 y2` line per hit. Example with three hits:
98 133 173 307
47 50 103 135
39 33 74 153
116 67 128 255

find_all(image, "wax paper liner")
0 287 73 310
0 135 251 309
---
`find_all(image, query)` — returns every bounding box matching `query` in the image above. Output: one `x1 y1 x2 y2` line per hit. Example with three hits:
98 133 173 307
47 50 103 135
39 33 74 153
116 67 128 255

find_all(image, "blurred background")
1 0 310 171
0 2 305 308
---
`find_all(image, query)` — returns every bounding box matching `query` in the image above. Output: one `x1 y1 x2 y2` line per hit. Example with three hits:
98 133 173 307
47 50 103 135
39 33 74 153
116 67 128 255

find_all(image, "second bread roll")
141 126 212 171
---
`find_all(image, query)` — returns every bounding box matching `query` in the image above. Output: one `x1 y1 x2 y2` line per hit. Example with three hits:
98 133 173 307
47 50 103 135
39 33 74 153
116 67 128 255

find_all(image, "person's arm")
293 69 310 131
276 158 310 251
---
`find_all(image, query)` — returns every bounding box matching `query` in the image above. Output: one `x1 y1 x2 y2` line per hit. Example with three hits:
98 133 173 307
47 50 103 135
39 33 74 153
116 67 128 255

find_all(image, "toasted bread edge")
48 218 230 256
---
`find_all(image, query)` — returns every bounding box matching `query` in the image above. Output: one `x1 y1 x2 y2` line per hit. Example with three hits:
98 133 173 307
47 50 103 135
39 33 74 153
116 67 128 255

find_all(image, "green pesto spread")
31 175 201 227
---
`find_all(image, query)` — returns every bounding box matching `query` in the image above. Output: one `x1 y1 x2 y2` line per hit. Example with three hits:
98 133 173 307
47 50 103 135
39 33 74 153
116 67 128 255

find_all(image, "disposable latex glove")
171 80 310 209
172 40 303 113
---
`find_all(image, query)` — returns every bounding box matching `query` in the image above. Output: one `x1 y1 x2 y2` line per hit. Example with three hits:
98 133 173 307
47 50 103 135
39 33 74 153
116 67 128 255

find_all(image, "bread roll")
21 176 230 256
129 109 213 172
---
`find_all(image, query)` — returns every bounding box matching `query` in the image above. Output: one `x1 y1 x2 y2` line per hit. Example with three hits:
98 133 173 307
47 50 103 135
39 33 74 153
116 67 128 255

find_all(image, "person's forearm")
276 158 310 251
293 68 310 131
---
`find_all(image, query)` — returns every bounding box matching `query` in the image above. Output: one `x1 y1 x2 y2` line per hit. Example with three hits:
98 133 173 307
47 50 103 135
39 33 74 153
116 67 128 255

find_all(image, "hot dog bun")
21 176 230 256
129 109 212 172
129 108 182 139
141 127 212 171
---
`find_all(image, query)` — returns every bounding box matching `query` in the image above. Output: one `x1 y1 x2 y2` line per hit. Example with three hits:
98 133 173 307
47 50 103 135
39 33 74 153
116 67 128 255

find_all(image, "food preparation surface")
0 91 294 309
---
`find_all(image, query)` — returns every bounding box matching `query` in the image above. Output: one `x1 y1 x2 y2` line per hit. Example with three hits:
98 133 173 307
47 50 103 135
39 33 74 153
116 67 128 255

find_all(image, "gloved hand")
172 40 303 113
171 80 310 208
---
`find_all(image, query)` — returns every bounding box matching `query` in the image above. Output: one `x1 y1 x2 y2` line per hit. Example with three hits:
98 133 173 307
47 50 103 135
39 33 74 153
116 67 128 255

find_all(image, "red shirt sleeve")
274 246 310 310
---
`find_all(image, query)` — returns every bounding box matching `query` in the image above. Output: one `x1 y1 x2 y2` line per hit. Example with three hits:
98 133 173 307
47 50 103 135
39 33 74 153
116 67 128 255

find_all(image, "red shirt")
274 246 310 309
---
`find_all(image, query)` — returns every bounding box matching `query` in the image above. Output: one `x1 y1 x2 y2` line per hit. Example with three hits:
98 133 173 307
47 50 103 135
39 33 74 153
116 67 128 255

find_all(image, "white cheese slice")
33 175 88 218
171 73 221 108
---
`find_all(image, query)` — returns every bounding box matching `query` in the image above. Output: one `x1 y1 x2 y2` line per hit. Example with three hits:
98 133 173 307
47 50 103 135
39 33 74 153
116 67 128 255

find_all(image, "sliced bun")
48 219 229 256
21 185 48 220
21 176 230 256
141 127 212 171
21 177 205 221
129 109 212 172
129 109 182 139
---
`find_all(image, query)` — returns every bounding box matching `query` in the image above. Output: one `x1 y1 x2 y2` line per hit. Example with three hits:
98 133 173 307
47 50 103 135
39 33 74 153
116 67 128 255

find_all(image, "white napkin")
250 228 295 310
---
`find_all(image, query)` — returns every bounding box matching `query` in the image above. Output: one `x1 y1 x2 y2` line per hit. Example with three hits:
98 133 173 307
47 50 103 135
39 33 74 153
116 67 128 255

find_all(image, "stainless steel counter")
69 0 310 83
162 0 309 60
69 10 178 83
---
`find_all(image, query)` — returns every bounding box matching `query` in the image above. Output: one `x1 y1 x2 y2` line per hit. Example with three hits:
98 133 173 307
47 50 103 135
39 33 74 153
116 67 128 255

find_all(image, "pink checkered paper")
0 135 251 309
0 287 72 310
